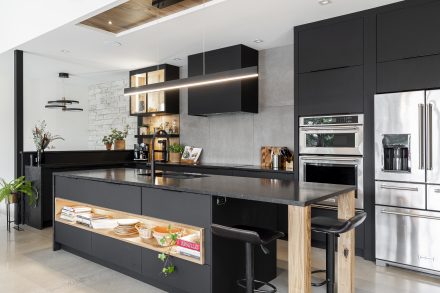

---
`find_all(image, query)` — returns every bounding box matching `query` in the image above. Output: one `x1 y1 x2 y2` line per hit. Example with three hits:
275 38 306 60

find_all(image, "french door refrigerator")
375 90 440 274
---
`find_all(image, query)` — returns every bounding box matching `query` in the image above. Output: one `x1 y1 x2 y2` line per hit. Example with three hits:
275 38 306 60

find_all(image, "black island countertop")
54 168 354 206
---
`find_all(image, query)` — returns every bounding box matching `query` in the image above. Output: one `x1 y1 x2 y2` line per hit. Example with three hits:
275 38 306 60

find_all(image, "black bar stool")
212 224 285 293
311 211 367 293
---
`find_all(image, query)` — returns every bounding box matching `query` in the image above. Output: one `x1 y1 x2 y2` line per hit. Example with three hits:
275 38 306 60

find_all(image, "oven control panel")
300 114 363 126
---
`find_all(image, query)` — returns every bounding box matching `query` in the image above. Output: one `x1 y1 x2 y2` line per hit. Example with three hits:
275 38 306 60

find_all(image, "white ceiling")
18 0 402 75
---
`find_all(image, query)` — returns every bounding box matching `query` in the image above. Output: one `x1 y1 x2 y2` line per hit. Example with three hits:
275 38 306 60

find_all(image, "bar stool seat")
311 212 367 293
212 224 285 293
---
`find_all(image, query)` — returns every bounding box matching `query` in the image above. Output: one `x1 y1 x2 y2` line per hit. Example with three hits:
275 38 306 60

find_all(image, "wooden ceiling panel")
80 0 209 34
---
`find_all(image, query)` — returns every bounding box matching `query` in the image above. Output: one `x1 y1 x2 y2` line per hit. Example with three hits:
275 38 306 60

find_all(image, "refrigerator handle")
419 103 425 170
427 103 433 171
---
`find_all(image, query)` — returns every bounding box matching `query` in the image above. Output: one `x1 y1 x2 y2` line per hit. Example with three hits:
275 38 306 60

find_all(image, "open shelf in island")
54 197 205 265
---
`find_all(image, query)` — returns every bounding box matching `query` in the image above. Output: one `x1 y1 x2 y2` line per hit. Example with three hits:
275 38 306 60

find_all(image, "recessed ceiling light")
108 20 112 25
254 39 264 43
319 0 331 5
174 57 182 61
104 40 122 47
60 49 70 54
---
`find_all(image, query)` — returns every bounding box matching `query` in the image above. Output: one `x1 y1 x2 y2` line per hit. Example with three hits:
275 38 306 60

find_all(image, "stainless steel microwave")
299 114 364 156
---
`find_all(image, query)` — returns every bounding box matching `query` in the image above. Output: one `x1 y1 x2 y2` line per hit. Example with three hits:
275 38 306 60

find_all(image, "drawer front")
141 249 211 293
55 176 142 214
375 181 425 209
427 185 440 211
376 206 440 272
92 234 142 274
142 188 211 228
55 222 91 254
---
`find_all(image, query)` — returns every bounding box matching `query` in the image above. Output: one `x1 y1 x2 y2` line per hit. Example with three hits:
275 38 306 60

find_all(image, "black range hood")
187 44 259 116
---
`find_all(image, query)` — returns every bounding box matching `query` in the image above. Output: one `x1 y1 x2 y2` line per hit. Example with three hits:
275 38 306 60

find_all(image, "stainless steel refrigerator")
375 90 440 274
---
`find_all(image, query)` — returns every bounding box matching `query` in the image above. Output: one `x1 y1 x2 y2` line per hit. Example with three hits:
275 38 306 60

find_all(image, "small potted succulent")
109 125 129 150
0 176 34 205
102 136 113 151
32 120 64 165
168 144 184 163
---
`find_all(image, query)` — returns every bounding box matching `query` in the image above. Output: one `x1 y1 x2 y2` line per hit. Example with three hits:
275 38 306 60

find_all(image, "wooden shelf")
135 134 180 139
55 198 204 265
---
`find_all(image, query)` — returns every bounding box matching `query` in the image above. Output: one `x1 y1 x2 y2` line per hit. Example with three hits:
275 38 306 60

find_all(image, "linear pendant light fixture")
124 66 258 96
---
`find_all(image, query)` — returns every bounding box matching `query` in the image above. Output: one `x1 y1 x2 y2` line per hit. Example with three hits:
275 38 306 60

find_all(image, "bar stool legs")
312 233 336 293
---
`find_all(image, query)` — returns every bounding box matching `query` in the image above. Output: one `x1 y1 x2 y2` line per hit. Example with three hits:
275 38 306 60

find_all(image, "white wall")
23 54 91 151
0 50 14 214
0 0 122 54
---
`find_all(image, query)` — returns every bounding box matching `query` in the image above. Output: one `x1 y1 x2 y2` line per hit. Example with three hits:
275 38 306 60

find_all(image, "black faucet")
151 129 169 177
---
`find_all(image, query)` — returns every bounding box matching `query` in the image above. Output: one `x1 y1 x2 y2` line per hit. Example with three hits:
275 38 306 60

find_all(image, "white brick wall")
88 79 137 150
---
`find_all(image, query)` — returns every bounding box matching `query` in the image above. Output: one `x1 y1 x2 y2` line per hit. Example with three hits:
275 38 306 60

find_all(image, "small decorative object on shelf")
102 136 113 151
109 125 129 150
32 120 64 165
181 146 203 165
0 176 35 232
168 144 185 163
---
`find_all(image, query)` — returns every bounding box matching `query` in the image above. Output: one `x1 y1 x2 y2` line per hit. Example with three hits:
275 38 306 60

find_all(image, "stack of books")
60 206 92 222
175 234 201 260
76 213 108 227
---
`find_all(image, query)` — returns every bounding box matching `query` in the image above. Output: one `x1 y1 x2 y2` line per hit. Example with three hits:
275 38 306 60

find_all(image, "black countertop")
140 161 294 174
54 168 354 206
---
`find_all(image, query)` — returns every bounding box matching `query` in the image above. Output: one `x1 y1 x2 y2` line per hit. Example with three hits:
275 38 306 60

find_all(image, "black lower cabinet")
91 234 142 274
142 249 211 293
54 222 92 254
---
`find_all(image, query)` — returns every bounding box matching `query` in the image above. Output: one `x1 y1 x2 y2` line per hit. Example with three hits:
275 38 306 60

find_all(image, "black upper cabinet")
188 45 258 116
377 1 440 62
298 66 364 116
377 54 440 93
298 17 364 73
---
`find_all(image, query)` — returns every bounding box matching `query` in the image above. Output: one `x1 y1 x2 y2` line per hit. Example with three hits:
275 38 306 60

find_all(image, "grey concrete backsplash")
180 44 294 165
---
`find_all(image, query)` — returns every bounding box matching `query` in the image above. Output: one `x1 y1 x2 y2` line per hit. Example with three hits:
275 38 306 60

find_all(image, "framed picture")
181 146 202 164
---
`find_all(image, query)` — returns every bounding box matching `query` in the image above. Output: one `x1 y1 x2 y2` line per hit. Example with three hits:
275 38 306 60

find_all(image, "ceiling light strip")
124 66 258 96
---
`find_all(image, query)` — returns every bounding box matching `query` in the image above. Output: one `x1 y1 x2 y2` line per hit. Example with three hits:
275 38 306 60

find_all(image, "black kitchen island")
53 168 356 293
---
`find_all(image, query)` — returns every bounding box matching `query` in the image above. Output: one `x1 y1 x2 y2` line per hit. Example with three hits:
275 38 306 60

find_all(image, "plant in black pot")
32 120 64 165
0 176 34 205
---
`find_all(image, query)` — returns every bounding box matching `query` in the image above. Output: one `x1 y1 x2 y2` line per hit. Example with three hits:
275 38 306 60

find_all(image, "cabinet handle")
301 127 359 132
419 255 435 262
380 185 419 192
427 103 433 170
381 210 440 221
419 103 425 170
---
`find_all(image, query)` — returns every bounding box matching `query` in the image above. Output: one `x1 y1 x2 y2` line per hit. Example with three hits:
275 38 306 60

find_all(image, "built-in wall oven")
299 156 364 209
299 114 364 210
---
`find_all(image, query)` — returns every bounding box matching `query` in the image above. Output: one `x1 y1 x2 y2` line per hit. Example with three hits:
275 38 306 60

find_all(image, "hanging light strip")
124 66 258 96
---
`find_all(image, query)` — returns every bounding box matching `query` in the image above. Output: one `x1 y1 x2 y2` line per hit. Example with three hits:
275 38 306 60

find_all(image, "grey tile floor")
1 220 439 292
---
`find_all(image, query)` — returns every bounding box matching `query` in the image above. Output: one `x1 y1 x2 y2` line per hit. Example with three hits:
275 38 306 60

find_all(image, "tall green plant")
0 177 34 205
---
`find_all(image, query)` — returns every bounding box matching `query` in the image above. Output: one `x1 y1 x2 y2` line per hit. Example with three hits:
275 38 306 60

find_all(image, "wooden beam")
337 190 356 293
288 205 311 293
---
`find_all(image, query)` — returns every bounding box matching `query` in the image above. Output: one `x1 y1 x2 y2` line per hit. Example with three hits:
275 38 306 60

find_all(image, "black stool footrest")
237 279 277 293
311 269 327 287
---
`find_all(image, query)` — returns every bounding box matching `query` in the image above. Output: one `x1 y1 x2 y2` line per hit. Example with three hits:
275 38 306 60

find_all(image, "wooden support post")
288 205 311 293
337 190 356 293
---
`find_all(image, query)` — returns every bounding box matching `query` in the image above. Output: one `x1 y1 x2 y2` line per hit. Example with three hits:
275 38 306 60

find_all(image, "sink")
163 173 208 179
137 171 208 179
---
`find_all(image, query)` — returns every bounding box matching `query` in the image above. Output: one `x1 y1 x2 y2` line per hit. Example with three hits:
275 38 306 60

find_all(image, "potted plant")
110 125 129 150
102 136 113 151
168 144 184 163
32 120 64 165
0 176 34 205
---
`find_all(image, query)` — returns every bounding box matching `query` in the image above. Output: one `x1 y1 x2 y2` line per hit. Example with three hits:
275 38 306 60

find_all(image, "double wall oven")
299 114 364 210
